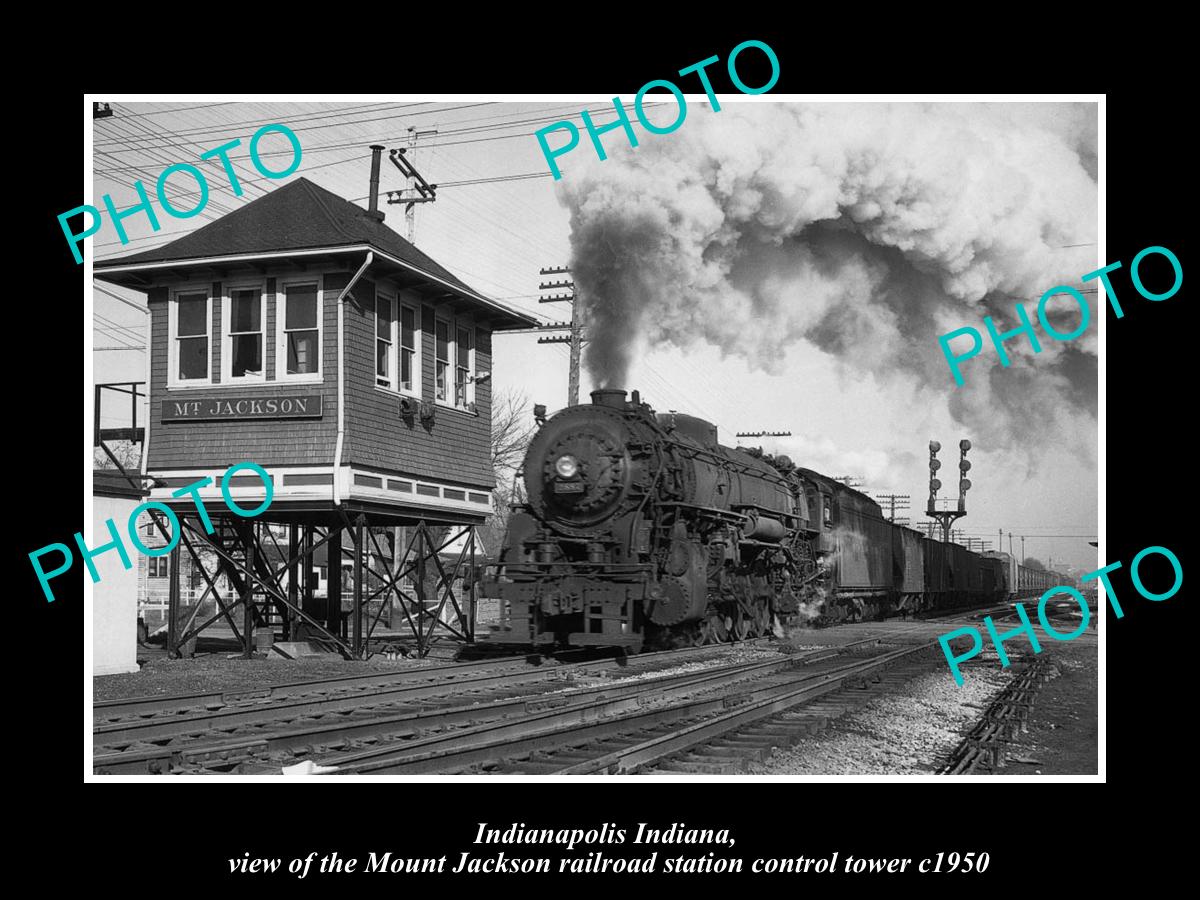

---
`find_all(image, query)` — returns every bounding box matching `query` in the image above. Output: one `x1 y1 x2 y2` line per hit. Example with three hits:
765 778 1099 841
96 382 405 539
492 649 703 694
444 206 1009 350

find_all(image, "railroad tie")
740 725 807 745
719 735 785 751
655 758 739 775
706 741 769 763
777 714 828 734
802 703 848 718
686 748 755 769
508 761 563 774
545 751 601 764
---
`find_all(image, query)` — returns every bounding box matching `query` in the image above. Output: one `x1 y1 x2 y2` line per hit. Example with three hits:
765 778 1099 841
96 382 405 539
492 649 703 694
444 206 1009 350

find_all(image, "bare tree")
482 389 537 551
94 440 141 472
1023 557 1046 571
491 388 536 498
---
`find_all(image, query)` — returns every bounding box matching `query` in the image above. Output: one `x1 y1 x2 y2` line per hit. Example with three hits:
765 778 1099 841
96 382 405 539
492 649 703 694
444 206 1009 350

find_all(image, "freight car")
480 390 1042 652
982 551 1067 600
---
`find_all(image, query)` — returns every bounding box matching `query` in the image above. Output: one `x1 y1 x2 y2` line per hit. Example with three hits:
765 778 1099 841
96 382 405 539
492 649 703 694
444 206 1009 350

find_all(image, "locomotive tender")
480 389 1061 652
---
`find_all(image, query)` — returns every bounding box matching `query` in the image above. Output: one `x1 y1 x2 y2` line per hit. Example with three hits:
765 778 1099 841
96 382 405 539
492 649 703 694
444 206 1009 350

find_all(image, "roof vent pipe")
367 145 385 221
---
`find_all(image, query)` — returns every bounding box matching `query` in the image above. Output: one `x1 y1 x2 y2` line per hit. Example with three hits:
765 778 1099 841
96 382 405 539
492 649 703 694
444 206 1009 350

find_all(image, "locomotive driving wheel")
755 604 772 637
733 605 753 641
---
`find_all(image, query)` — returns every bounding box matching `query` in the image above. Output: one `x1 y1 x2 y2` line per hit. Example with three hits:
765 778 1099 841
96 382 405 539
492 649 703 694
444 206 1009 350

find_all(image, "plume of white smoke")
558 103 1098 453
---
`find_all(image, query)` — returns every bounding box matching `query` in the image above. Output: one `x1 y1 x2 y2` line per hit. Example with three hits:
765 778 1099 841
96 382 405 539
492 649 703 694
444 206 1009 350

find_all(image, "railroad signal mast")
537 266 585 407
927 439 972 543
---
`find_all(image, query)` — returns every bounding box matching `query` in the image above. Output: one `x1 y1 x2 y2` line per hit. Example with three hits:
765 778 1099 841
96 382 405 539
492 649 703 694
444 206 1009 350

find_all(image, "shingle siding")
343 278 493 490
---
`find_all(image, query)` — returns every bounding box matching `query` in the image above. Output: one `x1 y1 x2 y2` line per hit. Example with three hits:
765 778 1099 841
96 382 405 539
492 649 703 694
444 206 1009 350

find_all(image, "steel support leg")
167 543 180 658
353 516 364 659
416 525 428 656
242 538 255 659
328 528 342 637
287 524 299 641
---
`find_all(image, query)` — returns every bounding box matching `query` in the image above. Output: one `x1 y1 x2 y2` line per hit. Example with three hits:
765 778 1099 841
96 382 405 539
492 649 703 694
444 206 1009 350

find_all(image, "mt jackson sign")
161 395 322 421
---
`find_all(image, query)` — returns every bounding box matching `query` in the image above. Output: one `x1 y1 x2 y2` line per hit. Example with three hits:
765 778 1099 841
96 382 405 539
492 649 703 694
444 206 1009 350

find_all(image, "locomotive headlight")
555 454 580 478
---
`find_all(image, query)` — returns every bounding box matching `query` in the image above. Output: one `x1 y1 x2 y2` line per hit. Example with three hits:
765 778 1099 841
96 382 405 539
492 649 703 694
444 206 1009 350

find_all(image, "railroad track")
311 638 939 775
936 656 1052 774
92 639 776 774
95 602 1055 776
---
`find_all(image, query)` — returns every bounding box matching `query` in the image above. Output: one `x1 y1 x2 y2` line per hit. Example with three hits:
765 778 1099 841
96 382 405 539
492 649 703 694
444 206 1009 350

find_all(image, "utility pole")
875 492 911 524
535 267 585 406
1021 535 1026 563
385 131 439 245
1009 532 1014 556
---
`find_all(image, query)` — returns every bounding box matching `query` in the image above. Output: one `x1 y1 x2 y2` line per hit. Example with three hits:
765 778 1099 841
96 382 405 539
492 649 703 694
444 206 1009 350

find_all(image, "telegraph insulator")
929 440 941 453
959 459 972 472
929 459 941 471
960 478 972 493
930 478 942 491
960 439 972 452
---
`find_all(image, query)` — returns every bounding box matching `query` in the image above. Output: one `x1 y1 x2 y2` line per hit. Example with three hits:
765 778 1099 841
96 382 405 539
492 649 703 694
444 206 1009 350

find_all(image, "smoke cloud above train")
556 102 1098 452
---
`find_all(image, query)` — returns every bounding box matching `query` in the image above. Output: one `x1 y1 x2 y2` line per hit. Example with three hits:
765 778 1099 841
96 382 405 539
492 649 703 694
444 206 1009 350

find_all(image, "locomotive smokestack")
590 388 627 409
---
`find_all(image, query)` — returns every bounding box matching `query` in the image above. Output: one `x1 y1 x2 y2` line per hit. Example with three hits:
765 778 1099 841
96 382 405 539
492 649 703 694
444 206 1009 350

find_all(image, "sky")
90 99 1099 573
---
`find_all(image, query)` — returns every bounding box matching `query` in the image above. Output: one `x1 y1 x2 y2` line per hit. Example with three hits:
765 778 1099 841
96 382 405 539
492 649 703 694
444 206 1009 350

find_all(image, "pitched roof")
94 178 536 326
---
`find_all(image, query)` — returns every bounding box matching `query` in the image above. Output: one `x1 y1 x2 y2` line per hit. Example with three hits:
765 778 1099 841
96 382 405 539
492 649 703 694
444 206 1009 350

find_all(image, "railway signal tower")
927 439 972 543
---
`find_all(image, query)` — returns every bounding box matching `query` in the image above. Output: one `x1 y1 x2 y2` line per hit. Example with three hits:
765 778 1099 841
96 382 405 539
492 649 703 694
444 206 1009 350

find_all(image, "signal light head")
960 439 972 452
960 478 972 493
929 459 941 472
929 440 941 453
959 459 972 472
930 478 942 491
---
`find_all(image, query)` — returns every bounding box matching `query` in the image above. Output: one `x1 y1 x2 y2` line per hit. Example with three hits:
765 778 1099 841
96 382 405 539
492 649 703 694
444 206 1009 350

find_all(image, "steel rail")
94 638 776 724
93 640 779 748
557 643 936 774
94 645 810 774
93 652 553 721
329 642 932 775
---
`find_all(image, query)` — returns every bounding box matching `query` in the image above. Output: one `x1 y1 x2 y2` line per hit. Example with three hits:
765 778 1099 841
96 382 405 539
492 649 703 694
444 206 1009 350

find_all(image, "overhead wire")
96 102 493 153
96 101 434 150
113 101 238 118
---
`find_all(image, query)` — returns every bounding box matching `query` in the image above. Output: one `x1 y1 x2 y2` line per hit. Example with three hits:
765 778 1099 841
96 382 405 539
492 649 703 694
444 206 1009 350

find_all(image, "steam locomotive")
479 389 1063 652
